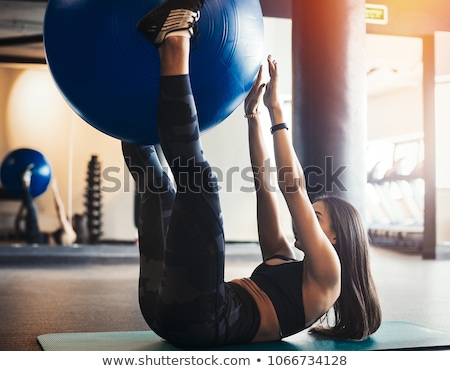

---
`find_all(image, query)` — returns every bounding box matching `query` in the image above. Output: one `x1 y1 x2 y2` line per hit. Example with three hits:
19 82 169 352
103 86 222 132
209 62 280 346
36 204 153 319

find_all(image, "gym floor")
1 243 450 351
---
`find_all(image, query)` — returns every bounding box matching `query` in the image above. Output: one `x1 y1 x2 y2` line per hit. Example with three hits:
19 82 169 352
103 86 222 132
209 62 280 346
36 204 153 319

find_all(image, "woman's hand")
263 55 282 112
263 55 284 126
244 64 265 117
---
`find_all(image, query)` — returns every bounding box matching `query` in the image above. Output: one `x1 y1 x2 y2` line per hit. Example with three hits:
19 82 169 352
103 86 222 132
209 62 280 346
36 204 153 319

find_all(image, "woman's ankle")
159 37 190 76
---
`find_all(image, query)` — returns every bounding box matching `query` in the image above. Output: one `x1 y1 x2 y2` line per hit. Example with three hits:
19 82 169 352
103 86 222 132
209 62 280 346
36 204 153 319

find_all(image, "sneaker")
136 0 204 47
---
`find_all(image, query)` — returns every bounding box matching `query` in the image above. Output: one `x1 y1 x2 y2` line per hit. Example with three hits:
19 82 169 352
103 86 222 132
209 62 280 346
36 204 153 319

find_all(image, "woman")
16 168 82 245
125 0 381 348
244 57 381 341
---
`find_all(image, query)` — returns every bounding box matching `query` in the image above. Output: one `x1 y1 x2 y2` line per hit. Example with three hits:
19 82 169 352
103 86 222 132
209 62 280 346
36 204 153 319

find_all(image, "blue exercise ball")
43 0 264 144
0 148 52 199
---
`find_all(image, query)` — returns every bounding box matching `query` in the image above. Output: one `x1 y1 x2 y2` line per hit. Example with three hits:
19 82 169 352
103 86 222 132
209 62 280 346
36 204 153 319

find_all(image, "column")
291 0 367 214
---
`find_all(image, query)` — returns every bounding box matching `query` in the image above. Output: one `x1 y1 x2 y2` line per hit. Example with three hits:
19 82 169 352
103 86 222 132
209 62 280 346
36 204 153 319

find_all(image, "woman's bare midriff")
230 277 281 343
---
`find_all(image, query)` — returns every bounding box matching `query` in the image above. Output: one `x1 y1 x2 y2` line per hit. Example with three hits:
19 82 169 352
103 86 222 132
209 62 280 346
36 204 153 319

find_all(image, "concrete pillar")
291 0 367 214
422 35 436 259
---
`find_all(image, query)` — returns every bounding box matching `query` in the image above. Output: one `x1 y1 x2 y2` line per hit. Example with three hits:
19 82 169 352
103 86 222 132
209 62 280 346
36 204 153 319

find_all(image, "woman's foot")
136 0 204 47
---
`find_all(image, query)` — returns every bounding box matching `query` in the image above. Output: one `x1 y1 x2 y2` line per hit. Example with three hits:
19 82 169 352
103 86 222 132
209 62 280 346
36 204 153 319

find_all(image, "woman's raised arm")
244 65 294 261
263 56 341 292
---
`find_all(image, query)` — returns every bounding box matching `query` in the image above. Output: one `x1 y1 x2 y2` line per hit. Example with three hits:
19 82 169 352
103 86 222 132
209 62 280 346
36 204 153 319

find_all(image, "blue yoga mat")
37 321 450 351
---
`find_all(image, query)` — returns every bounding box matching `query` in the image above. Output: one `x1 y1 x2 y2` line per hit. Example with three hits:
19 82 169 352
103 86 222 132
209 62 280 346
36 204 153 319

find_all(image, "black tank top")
250 256 306 337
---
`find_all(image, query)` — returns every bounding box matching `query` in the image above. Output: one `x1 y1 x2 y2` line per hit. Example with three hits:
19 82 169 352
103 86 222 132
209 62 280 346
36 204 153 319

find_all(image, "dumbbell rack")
85 155 103 244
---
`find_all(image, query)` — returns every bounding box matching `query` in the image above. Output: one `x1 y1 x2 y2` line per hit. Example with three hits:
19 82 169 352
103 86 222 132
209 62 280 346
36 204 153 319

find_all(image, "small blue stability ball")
44 0 264 144
0 148 52 199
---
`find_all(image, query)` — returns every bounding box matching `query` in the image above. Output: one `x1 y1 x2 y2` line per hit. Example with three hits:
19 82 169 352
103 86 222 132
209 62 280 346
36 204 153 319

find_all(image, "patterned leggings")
122 75 258 347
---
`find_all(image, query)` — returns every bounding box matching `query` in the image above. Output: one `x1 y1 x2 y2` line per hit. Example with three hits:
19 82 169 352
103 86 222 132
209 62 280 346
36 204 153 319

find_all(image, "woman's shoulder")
302 258 340 326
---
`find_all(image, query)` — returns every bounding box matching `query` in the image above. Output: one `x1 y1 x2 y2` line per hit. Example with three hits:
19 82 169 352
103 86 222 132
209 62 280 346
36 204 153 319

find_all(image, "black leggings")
15 188 48 244
122 75 258 347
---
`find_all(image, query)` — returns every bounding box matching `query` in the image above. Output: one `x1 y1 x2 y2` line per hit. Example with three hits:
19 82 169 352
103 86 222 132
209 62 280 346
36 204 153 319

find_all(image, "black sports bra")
250 255 306 337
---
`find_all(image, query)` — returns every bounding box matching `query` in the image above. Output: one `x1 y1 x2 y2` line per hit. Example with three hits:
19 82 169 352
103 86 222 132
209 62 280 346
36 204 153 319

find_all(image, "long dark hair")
310 195 382 340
